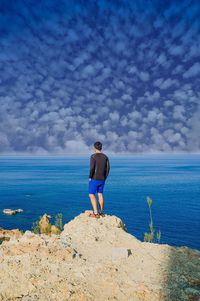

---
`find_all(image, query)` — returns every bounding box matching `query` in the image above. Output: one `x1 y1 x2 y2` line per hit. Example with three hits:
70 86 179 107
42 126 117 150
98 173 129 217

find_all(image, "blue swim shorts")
88 179 105 194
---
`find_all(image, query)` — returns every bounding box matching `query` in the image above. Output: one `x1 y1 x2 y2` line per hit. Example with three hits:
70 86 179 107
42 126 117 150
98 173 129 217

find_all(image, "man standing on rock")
88 141 110 218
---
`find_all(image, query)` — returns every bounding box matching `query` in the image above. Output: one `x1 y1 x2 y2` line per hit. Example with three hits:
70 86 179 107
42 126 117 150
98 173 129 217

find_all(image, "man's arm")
105 157 110 179
89 155 95 179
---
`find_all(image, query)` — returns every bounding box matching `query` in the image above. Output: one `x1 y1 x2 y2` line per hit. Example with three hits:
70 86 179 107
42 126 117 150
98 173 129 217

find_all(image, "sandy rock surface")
0 211 200 301
0 229 23 241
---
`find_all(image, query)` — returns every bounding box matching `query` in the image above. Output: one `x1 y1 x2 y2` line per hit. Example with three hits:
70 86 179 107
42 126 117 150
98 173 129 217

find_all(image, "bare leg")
89 194 98 214
98 193 104 213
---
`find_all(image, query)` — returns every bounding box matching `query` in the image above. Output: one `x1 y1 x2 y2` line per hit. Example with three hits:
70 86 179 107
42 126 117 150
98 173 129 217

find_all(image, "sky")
0 0 200 155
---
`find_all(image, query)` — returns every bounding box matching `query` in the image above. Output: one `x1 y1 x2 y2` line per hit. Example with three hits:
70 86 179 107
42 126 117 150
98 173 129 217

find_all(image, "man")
88 141 110 218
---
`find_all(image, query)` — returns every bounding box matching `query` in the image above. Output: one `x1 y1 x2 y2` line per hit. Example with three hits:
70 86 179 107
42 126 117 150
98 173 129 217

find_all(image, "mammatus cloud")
0 0 200 155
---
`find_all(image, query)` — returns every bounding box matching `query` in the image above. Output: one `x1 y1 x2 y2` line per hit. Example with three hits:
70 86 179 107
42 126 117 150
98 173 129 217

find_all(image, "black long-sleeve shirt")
89 153 110 180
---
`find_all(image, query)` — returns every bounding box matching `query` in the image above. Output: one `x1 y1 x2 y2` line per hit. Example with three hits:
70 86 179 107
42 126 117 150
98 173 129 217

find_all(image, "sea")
0 154 200 251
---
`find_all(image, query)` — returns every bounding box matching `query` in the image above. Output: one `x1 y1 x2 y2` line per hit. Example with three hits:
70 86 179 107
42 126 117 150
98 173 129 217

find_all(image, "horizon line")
1 152 200 157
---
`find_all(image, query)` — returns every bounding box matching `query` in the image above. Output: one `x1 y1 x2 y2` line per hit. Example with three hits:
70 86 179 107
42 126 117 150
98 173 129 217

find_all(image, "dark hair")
94 141 102 151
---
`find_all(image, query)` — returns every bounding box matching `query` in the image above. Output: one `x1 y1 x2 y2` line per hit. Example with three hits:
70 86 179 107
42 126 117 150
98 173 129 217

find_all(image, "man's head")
93 141 102 152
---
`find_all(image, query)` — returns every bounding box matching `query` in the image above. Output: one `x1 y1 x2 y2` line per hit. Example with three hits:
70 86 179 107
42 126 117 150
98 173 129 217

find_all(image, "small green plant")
55 213 63 232
31 213 63 235
31 215 42 234
43 223 52 234
156 230 161 242
144 196 161 243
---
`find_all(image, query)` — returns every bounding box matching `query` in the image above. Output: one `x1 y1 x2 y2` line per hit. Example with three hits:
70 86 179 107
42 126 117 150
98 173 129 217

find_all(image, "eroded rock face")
0 228 23 241
0 211 199 301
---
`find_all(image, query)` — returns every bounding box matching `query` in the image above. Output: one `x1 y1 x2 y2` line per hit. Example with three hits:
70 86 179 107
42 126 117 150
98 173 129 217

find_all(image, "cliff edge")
0 211 200 301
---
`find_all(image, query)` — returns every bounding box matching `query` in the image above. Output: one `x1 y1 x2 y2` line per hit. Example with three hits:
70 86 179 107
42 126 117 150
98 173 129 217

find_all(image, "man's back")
89 152 110 180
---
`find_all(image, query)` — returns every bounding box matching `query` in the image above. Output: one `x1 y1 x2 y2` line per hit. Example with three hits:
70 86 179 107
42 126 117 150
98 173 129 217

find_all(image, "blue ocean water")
0 155 200 251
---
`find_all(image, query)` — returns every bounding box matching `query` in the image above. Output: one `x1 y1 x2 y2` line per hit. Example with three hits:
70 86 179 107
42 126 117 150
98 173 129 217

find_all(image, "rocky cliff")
0 211 200 301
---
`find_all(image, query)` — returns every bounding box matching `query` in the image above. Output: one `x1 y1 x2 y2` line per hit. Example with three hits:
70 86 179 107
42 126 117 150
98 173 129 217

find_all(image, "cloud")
0 0 199 154
183 62 200 78
186 105 200 151
139 71 150 82
168 45 185 56
173 105 185 121
153 78 179 90
64 140 89 154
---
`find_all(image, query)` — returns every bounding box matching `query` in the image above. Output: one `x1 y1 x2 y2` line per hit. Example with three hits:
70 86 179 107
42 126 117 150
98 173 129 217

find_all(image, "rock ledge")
0 211 199 301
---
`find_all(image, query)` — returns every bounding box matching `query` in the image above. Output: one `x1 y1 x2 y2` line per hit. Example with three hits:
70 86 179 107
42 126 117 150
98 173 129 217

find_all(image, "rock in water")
0 211 199 301
3 208 23 215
